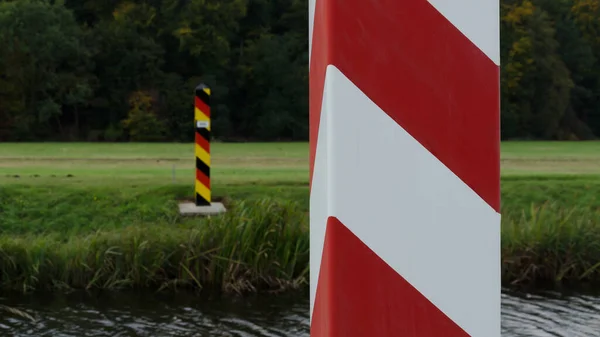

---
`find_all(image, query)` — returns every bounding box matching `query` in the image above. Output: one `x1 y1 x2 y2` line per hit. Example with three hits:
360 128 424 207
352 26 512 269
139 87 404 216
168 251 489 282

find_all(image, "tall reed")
3 189 600 293
502 202 600 287
0 199 309 294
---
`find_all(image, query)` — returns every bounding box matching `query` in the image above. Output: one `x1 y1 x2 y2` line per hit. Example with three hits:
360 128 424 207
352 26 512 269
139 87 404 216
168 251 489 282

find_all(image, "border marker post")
178 84 226 216
194 83 212 207
309 0 500 336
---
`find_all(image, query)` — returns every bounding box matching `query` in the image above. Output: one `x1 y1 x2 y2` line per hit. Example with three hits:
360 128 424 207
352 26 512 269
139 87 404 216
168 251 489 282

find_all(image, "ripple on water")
502 289 600 337
1 290 600 336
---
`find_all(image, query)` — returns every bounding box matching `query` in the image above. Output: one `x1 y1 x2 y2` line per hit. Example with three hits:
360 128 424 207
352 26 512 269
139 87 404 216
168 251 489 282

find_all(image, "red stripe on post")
308 0 330 191
195 96 211 117
195 169 210 189
195 132 210 153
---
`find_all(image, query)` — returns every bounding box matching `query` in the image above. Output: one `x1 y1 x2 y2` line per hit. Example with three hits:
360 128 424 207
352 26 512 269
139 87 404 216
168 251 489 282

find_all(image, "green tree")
87 5 165 132
501 0 573 139
2 0 600 142
0 0 91 140
122 90 166 141
571 0 600 136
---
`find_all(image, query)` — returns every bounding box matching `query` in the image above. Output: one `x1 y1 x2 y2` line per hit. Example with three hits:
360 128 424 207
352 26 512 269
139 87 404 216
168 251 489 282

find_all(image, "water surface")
1 289 599 336
502 290 600 336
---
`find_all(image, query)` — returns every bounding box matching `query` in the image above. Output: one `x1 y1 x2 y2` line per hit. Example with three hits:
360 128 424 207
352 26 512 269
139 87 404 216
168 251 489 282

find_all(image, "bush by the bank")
0 199 309 294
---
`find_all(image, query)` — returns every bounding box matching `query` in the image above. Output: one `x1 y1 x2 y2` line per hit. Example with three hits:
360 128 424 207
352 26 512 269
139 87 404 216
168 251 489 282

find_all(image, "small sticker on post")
196 121 210 129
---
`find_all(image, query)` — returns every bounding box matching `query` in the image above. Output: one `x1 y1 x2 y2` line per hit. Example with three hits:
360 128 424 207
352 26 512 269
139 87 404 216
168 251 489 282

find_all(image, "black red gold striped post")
194 84 211 206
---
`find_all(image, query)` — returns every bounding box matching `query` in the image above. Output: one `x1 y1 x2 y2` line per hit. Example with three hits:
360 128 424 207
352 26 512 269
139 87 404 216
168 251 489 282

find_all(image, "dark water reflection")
0 291 309 337
1 289 600 336
502 289 600 336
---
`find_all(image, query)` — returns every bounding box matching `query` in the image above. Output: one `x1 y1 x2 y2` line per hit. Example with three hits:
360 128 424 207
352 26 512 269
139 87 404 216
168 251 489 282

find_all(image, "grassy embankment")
500 142 600 288
0 141 600 293
0 143 309 294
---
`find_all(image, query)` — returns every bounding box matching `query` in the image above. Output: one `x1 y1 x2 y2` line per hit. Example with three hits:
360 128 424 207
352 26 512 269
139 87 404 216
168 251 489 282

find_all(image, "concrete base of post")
178 202 227 216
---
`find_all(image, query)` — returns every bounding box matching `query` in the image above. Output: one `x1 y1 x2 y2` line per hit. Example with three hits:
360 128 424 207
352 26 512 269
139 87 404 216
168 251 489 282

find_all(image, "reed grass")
1 185 600 292
0 198 309 294
3 179 600 292
502 203 600 287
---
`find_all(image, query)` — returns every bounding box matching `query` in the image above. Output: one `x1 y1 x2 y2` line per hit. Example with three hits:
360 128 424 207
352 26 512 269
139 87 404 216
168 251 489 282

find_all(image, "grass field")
0 142 308 186
0 141 600 292
1 141 599 186
501 141 600 175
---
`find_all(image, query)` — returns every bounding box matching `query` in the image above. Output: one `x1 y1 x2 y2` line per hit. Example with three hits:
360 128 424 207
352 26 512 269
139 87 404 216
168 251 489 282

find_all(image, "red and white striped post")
309 0 500 336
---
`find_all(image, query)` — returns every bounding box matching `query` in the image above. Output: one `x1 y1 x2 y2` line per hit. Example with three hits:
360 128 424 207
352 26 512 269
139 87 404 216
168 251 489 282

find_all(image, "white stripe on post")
427 0 500 65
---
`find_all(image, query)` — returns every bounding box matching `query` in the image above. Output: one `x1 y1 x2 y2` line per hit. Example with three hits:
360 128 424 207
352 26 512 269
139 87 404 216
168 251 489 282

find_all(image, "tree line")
0 0 599 142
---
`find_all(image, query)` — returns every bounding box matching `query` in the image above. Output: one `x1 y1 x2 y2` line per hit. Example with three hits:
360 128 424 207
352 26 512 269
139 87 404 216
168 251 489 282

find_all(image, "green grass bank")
0 190 309 293
0 141 599 292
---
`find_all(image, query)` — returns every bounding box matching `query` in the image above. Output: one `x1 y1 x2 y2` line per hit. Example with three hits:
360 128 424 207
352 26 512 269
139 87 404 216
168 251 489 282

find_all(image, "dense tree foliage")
0 0 599 141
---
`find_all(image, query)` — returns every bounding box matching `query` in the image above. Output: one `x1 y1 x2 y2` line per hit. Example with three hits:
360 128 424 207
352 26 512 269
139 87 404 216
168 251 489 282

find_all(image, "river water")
0 289 598 336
